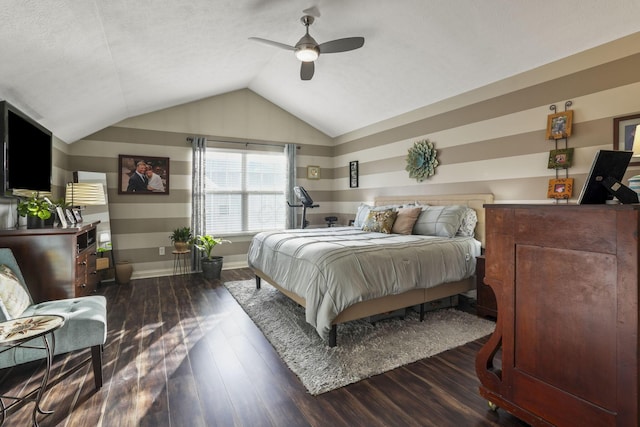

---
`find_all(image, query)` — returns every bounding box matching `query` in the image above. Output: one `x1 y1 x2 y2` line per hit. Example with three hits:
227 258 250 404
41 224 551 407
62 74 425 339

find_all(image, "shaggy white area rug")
225 280 495 395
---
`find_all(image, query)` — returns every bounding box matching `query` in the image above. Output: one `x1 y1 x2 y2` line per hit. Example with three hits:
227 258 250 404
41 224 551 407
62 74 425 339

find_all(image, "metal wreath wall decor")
406 139 438 182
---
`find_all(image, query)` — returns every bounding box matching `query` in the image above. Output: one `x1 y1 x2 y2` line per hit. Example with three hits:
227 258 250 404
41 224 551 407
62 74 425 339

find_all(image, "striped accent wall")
67 89 333 278
57 32 640 279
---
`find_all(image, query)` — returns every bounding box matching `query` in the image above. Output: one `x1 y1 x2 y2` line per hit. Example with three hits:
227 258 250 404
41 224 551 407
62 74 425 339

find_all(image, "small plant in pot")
170 227 193 251
17 193 56 228
193 235 231 280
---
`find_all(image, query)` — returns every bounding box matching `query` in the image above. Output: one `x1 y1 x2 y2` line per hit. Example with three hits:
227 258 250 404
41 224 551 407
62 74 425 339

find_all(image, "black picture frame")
349 161 359 188
118 155 170 194
613 113 640 166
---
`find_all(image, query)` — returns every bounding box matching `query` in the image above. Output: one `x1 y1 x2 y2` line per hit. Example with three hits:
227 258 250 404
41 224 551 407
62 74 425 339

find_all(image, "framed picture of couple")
118 155 170 194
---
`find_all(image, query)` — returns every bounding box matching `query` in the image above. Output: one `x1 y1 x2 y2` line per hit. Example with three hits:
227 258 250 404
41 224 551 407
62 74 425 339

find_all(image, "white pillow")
353 203 373 228
0 265 30 320
456 208 478 237
413 205 467 238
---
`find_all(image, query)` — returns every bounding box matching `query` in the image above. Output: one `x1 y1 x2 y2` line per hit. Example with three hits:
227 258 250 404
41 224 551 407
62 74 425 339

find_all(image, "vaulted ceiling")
1 1 639 143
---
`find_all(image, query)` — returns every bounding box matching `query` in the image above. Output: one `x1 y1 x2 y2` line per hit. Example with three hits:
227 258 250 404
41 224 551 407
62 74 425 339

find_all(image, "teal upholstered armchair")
0 248 107 390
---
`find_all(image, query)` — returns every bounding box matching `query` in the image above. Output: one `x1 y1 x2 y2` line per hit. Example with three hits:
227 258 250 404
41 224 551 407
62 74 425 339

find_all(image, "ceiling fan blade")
249 37 295 51
302 6 320 18
300 61 314 80
318 37 365 54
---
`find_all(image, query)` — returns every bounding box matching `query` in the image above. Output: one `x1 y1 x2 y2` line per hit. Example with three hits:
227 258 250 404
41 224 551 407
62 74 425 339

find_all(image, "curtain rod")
186 137 299 149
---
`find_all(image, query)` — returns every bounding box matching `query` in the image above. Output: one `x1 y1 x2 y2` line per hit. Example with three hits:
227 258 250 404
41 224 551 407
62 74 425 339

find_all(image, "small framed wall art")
547 178 574 199
307 165 320 180
546 110 573 140
349 161 359 188
547 148 574 169
613 113 640 166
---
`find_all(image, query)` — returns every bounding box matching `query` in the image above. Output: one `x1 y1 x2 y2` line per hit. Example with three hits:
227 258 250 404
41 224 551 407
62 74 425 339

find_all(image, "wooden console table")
476 204 638 426
0 222 99 302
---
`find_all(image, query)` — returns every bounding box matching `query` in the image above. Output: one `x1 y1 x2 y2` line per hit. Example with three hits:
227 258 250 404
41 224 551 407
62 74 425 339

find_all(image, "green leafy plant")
17 193 54 220
193 235 231 260
169 227 193 243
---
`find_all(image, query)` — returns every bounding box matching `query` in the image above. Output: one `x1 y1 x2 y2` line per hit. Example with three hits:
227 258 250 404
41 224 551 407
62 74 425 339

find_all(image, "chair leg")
91 345 103 390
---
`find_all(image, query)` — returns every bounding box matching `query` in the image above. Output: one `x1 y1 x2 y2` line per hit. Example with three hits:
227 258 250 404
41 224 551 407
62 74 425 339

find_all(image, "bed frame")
253 193 494 346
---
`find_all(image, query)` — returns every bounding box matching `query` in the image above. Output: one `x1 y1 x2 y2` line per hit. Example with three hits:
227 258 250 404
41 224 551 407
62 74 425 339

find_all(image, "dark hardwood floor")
1 269 527 426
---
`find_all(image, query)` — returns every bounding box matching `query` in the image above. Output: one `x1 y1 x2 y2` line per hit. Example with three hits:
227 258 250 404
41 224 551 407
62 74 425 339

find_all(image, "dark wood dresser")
475 255 497 318
0 222 99 302
476 204 638 426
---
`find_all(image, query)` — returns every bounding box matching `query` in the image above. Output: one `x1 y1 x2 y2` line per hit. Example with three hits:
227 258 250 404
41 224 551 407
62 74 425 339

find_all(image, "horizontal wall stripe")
84 126 192 147
108 189 190 205
69 138 192 160
109 204 190 221
336 117 612 181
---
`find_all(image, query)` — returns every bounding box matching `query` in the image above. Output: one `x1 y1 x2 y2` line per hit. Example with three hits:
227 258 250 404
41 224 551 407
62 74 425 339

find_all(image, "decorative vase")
201 256 223 280
115 261 133 285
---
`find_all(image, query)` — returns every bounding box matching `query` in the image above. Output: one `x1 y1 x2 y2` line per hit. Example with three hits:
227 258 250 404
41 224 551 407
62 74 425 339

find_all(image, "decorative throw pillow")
413 205 467 238
456 208 478 237
391 207 422 235
353 203 373 228
0 264 30 320
362 209 398 234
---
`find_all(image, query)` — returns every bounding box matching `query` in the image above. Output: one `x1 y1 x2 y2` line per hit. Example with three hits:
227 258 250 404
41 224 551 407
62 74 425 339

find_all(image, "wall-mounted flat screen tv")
0 101 52 195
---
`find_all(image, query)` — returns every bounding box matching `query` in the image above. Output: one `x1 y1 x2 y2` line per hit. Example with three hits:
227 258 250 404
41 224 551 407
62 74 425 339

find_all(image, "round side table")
0 314 65 427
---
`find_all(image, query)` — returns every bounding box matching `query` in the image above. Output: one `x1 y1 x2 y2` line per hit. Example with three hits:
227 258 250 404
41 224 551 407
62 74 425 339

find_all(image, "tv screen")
577 150 637 204
0 101 52 195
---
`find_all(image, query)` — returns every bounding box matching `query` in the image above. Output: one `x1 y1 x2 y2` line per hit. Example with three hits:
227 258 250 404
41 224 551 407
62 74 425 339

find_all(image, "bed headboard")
374 193 494 247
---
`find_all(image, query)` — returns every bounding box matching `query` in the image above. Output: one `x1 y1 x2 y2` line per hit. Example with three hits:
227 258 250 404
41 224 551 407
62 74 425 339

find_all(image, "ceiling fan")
249 10 365 81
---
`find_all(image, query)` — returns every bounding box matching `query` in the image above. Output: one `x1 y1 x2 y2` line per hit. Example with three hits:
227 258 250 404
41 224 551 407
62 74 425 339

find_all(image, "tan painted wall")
328 32 640 223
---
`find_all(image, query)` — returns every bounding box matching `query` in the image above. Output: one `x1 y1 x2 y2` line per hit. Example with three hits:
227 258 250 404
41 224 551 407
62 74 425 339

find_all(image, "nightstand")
475 255 497 319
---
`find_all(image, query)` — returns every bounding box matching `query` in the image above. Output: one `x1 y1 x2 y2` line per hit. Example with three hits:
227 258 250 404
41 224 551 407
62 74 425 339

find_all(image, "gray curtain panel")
285 143 297 229
191 137 207 272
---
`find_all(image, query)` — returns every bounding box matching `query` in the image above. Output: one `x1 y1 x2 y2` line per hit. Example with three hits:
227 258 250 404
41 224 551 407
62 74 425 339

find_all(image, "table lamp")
65 182 106 222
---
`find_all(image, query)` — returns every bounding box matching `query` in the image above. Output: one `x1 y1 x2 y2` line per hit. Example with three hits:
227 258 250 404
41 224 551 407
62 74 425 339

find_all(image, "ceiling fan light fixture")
295 46 319 62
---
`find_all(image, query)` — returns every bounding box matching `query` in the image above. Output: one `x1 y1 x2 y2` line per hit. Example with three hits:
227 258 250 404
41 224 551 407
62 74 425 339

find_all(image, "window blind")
205 149 286 234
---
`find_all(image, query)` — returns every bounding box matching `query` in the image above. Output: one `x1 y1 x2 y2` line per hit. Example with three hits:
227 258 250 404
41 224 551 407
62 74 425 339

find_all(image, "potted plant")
169 227 193 251
193 234 231 280
17 193 56 228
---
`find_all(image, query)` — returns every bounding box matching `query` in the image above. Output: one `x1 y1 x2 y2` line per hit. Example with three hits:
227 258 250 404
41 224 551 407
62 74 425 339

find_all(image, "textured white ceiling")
0 1 639 143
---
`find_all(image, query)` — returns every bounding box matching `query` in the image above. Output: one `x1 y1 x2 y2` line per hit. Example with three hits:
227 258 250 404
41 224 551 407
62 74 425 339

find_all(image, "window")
205 148 286 234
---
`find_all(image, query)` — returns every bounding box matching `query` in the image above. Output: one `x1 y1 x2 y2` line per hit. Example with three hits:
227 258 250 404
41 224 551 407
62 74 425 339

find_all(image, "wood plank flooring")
1 269 528 426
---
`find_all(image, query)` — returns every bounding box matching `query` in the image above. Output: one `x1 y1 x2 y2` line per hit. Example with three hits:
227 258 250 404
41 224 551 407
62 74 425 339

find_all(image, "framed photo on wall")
545 110 573 140
307 165 320 180
547 148 574 169
547 178 573 199
118 155 170 194
613 113 640 166
349 161 359 188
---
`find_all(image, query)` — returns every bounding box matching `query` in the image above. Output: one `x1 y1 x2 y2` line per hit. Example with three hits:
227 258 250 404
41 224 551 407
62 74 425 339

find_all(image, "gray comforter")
247 227 481 339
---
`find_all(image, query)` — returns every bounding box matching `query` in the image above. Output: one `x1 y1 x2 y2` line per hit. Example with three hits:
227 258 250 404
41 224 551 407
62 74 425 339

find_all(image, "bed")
248 193 494 346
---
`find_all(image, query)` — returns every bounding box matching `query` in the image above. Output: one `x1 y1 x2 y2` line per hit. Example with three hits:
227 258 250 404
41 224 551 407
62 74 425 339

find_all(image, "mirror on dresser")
74 171 114 282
